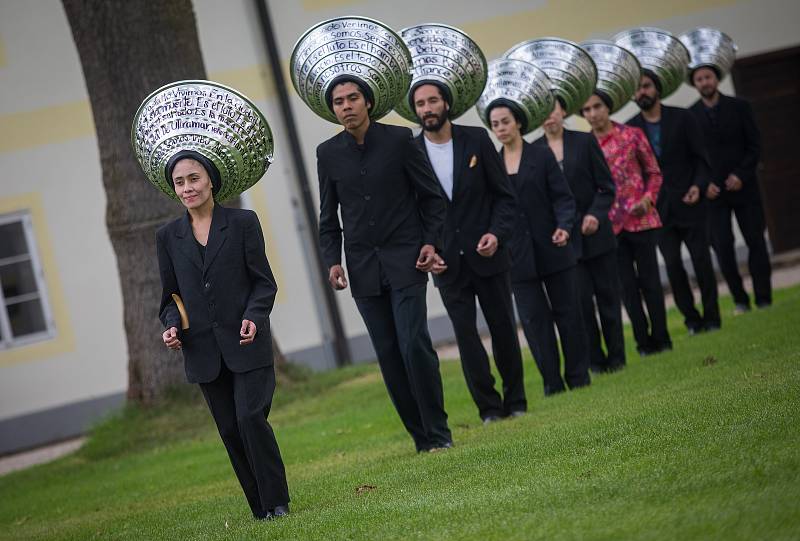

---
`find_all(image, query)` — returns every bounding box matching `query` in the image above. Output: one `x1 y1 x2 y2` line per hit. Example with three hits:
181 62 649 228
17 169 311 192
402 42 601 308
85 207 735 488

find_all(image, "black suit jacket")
534 129 616 260
502 141 576 281
689 93 761 206
317 121 447 298
156 205 277 384
628 105 712 226
416 124 516 288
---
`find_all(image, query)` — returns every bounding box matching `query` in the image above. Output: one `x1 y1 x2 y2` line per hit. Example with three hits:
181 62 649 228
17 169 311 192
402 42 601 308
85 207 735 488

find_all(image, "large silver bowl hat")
475 58 555 136
503 37 597 117
679 27 737 83
612 27 690 99
580 40 642 114
131 80 274 203
290 16 413 123
394 23 488 123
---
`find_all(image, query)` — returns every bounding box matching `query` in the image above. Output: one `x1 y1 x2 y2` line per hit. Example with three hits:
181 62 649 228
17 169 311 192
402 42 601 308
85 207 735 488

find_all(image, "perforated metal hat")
613 27 690 99
580 40 642 113
290 16 413 123
395 23 488 123
679 27 737 83
131 80 274 202
504 37 597 117
475 58 555 135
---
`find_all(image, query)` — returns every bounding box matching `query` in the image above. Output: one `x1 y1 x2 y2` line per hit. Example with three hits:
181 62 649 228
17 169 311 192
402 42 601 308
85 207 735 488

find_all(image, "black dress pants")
576 250 626 371
616 229 672 352
439 263 526 420
658 222 721 330
513 266 591 395
708 201 772 307
355 281 452 452
199 362 289 518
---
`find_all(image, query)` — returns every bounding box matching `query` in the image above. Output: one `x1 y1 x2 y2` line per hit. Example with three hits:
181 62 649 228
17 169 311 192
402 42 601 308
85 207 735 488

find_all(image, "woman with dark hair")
488 102 590 396
581 91 671 356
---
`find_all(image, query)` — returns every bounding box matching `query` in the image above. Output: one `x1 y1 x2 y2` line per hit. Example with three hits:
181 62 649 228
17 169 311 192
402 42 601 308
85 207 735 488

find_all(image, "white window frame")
0 210 56 350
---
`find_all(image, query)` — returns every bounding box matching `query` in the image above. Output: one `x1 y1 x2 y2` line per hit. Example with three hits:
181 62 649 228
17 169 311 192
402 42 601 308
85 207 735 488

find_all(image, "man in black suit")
316 77 452 452
411 82 526 424
689 66 772 312
490 104 590 396
157 152 289 520
537 99 623 373
628 71 721 333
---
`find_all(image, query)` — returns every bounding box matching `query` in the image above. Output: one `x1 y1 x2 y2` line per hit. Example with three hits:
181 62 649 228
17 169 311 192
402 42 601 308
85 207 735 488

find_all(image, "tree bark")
62 0 208 404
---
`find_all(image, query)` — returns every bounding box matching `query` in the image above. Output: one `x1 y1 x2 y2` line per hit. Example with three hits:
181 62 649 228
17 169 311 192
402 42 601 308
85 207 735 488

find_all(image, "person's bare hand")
631 196 652 217
581 215 599 235
431 253 448 275
162 327 182 350
706 182 721 200
725 173 743 192
416 244 436 272
552 228 570 247
329 265 348 290
683 185 700 205
240 319 257 346
476 233 499 257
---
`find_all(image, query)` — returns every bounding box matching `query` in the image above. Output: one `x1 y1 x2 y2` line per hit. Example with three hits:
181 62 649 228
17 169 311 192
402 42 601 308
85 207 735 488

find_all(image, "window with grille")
0 211 55 349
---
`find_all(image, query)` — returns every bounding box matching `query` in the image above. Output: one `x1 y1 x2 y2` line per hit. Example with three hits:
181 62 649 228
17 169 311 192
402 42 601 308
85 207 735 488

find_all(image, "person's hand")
240 319 257 346
631 196 652 217
162 327 182 350
581 215 599 235
552 228 570 247
416 244 436 272
725 173 743 192
683 185 700 205
706 182 721 200
431 253 448 275
476 233 499 257
329 264 348 290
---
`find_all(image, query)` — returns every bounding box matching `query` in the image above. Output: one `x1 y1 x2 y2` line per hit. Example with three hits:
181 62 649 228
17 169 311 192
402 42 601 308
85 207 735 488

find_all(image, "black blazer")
416 124 516 288
534 129 616 260
689 93 761 206
156 205 277 384
317 122 446 298
502 141 576 282
628 105 712 226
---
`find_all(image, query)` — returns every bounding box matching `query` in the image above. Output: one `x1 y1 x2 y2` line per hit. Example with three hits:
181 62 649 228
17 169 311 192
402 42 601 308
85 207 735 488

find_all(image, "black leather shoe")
254 511 273 521
270 505 290 518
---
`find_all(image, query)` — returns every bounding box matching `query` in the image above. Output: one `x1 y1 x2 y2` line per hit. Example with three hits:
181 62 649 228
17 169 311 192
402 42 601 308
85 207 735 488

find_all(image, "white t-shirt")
424 137 455 200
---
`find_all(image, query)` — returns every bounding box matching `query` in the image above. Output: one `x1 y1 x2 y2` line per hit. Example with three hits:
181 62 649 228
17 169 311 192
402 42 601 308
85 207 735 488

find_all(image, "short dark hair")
485 99 527 133
325 76 374 113
641 69 663 95
578 91 613 117
409 81 452 112
690 65 721 86
165 150 222 196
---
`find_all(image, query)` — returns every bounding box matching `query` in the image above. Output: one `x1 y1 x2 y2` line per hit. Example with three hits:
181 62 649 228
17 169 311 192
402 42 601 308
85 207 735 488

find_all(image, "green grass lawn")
2 286 799 540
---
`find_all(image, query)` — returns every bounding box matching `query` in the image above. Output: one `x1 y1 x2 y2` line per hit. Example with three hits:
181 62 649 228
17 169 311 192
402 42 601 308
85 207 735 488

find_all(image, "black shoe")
482 415 502 426
606 362 625 373
509 410 526 419
704 322 721 332
687 325 704 336
756 301 772 309
271 505 289 519
733 303 751 315
590 362 609 374
428 442 453 453
652 342 673 354
254 511 273 521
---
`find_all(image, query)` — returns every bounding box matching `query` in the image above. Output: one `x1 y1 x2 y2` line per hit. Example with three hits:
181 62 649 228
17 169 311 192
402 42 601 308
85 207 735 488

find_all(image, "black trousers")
439 263 526 420
576 250 626 371
199 362 289 518
513 266 590 395
708 201 772 307
616 229 671 351
658 222 720 330
355 281 452 452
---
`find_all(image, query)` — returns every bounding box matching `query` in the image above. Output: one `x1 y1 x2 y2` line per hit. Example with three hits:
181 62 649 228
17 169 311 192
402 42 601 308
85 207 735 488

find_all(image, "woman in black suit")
156 150 290 520
488 104 590 396
536 99 625 373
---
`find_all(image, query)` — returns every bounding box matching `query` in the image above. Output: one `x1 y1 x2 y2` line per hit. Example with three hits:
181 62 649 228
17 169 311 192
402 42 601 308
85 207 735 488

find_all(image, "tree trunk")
62 0 207 404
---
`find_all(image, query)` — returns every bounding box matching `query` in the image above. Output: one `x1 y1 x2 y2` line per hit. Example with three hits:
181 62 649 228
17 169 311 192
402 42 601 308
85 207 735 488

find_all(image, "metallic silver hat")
290 16 413 124
503 38 597 117
475 58 554 135
131 80 274 203
679 27 737 82
394 23 488 123
613 27 690 99
580 40 642 114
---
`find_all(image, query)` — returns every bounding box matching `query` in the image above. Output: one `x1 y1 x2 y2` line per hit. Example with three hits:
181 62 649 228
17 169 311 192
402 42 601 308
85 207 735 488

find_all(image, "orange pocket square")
469 155 478 168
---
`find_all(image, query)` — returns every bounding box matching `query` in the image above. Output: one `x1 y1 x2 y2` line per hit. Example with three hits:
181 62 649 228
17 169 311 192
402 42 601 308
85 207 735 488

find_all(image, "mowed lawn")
2 286 799 541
